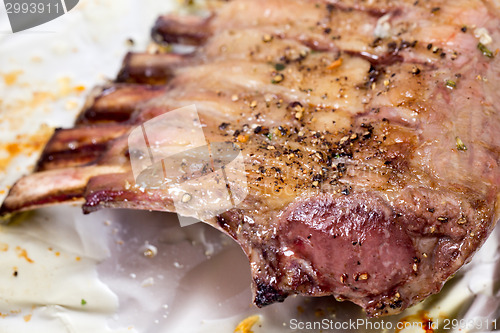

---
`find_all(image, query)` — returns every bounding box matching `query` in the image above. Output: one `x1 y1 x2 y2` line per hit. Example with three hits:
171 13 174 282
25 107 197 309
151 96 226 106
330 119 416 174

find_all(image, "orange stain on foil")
3 71 23 86
0 125 54 173
15 246 34 263
23 314 32 322
6 143 21 155
58 77 86 96
8 91 56 111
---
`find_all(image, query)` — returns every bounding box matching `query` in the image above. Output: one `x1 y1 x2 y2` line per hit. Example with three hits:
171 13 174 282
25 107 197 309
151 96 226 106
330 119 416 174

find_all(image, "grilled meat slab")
2 0 500 317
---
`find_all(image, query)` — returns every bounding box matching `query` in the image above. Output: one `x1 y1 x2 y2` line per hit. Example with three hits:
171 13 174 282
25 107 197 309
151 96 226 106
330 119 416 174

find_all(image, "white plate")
0 1 499 332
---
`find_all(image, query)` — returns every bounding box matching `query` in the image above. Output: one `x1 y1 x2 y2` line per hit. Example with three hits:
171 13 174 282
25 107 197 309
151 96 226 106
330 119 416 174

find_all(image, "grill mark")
151 14 213 46
35 125 131 171
82 173 175 214
116 52 190 85
36 143 109 171
76 84 166 125
0 165 125 216
0 192 84 216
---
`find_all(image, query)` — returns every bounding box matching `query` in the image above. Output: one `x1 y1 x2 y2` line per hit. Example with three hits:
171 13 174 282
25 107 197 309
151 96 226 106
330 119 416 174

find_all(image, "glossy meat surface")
2 0 500 317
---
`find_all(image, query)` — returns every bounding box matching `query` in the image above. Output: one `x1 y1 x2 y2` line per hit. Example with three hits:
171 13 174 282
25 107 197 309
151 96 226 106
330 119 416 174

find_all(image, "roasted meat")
2 0 500 317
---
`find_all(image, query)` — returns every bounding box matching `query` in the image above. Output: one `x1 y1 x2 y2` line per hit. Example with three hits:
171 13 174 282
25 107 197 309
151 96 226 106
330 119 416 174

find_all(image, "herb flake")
445 80 457 89
456 137 467 151
274 63 286 71
478 43 494 58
